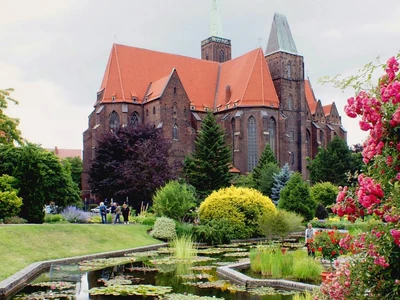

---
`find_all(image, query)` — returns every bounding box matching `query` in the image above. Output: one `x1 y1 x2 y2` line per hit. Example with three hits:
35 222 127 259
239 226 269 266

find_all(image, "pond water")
12 243 305 300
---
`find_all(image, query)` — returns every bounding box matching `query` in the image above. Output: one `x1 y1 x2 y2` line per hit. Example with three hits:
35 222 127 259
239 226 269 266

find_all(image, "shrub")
3 216 27 224
199 186 276 239
151 217 176 240
171 235 197 260
60 206 89 223
0 174 22 219
132 213 156 226
259 209 303 241
44 214 65 223
231 173 256 189
193 218 236 245
175 222 194 238
315 203 329 220
152 180 196 221
89 214 113 224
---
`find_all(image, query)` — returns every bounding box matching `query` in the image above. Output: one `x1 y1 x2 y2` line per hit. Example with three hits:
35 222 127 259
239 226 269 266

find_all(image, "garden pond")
11 242 314 300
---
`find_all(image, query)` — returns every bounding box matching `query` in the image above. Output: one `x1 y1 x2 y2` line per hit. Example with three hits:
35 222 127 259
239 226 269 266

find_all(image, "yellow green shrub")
199 186 276 239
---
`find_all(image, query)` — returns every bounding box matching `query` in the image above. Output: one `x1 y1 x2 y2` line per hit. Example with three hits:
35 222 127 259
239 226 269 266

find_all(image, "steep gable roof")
216 48 279 110
266 13 298 55
323 104 332 116
145 70 174 102
305 79 317 114
99 44 219 108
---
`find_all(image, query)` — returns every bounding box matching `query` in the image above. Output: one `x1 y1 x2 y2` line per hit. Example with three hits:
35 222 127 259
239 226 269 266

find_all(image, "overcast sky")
1 0 399 150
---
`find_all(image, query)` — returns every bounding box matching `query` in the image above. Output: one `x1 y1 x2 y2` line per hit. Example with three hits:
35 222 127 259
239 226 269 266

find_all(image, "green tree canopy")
279 172 316 221
183 113 231 198
311 181 338 207
0 88 23 145
62 156 83 190
258 162 280 197
307 136 358 186
271 163 292 204
0 144 81 223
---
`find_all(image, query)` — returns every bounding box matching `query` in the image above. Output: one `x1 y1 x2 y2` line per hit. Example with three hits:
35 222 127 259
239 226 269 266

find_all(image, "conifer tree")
258 162 280 197
279 172 316 221
271 163 292 204
183 113 231 198
252 144 277 185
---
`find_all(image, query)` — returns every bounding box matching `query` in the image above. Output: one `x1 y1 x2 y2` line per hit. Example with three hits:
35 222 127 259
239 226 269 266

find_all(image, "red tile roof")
323 104 333 116
305 79 317 114
98 44 278 112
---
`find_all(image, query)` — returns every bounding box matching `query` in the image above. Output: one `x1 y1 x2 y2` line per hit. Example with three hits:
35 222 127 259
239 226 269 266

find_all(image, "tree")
252 144 277 186
0 143 81 223
0 174 22 219
183 113 231 198
62 157 83 190
258 162 280 197
279 172 316 221
271 163 292 204
311 182 338 207
0 88 23 145
88 124 174 211
231 173 256 189
307 136 357 186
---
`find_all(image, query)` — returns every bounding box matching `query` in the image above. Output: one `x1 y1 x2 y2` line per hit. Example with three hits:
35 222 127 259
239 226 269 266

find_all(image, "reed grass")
171 235 197 260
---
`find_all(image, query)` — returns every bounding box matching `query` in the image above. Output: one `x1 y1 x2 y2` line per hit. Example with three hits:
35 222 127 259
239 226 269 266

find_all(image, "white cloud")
321 29 342 40
0 62 87 149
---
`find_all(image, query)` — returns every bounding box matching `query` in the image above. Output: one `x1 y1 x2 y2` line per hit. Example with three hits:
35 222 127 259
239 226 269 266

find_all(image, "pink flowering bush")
317 54 400 299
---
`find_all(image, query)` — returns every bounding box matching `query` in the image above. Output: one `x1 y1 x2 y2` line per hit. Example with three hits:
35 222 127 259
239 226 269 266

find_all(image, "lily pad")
160 293 224 300
98 275 144 286
79 257 136 271
183 280 246 292
223 252 249 257
29 281 75 290
14 289 76 300
88 284 172 296
248 286 297 296
150 256 215 265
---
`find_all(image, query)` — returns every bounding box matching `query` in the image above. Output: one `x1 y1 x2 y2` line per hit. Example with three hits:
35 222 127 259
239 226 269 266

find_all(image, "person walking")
99 202 108 224
122 203 130 224
305 223 316 257
114 203 122 224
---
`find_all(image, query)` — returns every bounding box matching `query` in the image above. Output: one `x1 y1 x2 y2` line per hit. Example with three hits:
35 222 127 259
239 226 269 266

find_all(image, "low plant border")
216 261 319 291
0 243 167 300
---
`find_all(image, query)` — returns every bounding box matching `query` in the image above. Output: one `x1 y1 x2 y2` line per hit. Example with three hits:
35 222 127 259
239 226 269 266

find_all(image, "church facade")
82 3 346 199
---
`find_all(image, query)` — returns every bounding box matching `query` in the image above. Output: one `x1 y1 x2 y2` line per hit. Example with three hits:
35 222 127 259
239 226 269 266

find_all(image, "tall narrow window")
153 107 156 115
320 130 325 148
129 112 140 127
219 50 225 63
287 96 293 110
146 109 149 117
173 87 177 95
288 61 292 79
306 129 311 157
173 124 179 140
269 117 277 155
290 151 295 165
231 118 236 164
109 111 120 131
247 116 258 171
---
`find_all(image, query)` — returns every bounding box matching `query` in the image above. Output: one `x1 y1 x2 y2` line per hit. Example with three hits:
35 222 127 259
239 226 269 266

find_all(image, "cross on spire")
210 0 224 37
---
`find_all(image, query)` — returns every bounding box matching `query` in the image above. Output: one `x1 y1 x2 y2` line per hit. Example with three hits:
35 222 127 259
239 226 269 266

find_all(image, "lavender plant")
61 206 89 223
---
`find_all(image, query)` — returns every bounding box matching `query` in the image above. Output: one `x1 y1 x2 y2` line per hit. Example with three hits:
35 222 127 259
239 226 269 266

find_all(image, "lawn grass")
0 224 161 281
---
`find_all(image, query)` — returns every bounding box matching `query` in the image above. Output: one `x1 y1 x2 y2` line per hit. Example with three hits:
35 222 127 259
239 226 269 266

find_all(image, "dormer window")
111 95 116 102
190 105 195 110
132 96 138 103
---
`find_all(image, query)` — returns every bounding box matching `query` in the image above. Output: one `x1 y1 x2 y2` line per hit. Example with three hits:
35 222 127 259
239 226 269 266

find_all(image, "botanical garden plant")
199 186 276 239
60 206 89 223
151 217 177 240
316 54 400 299
312 230 347 268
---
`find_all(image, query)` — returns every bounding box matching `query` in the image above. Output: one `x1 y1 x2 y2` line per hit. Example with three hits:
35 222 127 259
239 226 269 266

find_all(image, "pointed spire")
266 13 298 55
210 0 224 37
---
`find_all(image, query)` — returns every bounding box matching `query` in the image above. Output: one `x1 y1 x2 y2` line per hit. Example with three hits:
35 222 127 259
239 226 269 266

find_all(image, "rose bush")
316 54 400 299
312 230 347 267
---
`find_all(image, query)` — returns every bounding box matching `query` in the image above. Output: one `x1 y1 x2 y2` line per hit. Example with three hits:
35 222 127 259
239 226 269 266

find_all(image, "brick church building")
82 0 346 198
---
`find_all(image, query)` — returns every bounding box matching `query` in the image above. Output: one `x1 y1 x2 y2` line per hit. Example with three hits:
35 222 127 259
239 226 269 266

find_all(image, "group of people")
99 202 130 224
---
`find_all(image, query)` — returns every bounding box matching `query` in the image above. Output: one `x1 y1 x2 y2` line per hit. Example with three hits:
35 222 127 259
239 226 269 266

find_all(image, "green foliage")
259 209 303 240
271 163 293 204
193 218 236 245
311 182 338 207
252 144 277 186
0 88 23 145
171 235 197 260
152 180 196 221
175 222 194 238
258 162 280 197
0 144 81 223
231 173 256 189
44 214 65 223
315 203 329 220
0 174 22 219
3 216 27 224
151 217 177 240
62 157 83 190
183 113 231 199
199 186 276 239
279 173 316 221
307 137 358 186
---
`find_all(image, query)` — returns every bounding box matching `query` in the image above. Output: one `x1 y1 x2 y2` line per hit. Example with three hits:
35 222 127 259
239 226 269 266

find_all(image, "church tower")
265 13 308 177
201 0 231 62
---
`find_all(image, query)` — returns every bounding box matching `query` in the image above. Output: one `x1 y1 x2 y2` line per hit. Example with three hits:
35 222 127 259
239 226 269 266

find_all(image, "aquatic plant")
88 284 172 296
171 235 197 260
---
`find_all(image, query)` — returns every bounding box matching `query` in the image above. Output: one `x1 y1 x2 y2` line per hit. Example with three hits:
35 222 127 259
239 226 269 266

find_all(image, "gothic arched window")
269 117 277 155
247 116 258 171
173 124 179 140
288 96 293 110
306 129 311 157
288 61 292 79
219 50 225 63
109 111 120 131
320 130 325 148
153 107 156 115
129 112 140 127
231 118 236 164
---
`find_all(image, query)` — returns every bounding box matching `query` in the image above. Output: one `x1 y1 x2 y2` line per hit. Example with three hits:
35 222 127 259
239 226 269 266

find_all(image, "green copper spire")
266 13 298 55
210 0 224 37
